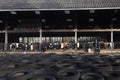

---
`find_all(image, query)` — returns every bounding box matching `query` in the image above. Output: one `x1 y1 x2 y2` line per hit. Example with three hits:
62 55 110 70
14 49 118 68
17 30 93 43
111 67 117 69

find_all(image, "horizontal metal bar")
0 29 120 33
43 29 74 32
78 29 111 32
0 7 120 12
0 31 5 33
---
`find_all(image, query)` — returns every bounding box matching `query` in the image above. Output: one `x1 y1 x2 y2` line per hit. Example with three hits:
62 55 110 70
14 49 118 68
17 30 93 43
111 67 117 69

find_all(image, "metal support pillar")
111 27 114 49
75 28 77 43
4 27 8 51
39 27 42 51
74 11 78 52
74 28 78 51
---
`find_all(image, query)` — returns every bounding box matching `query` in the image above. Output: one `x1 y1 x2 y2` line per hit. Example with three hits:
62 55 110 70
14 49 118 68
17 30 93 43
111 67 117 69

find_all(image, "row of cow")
0 41 119 51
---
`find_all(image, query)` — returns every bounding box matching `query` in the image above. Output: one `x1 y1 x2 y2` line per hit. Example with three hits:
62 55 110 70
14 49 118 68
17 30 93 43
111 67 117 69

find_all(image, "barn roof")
0 0 120 11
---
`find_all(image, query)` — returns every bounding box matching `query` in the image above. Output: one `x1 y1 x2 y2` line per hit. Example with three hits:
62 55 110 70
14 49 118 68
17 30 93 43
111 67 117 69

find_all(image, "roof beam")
35 11 40 14
10 11 17 15
2 29 120 33
1 7 120 12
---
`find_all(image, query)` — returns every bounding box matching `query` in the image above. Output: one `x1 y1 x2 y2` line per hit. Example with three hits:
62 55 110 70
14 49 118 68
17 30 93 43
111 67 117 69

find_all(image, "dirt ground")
0 49 120 55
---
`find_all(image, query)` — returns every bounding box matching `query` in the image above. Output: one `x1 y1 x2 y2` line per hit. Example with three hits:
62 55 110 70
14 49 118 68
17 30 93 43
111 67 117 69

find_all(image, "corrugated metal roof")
0 0 120 11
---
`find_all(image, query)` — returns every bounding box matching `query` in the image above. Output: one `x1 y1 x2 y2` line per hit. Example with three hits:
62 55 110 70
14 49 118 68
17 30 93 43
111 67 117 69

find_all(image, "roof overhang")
1 0 120 11
0 7 120 12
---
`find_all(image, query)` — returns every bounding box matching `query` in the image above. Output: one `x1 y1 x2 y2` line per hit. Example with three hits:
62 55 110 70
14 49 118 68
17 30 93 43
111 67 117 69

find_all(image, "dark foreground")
0 53 120 80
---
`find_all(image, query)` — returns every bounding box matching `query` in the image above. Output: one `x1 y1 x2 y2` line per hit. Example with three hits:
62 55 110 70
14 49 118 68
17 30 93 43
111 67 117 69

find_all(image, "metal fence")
0 42 120 53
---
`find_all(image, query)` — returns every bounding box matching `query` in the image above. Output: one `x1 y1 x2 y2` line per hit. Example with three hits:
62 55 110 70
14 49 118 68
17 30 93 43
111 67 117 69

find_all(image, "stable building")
0 0 120 51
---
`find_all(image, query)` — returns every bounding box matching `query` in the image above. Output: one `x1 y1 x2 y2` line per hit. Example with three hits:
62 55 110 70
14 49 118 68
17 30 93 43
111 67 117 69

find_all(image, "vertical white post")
40 28 42 44
4 26 8 51
74 12 78 52
111 27 113 49
74 28 78 52
75 28 77 43
39 27 42 51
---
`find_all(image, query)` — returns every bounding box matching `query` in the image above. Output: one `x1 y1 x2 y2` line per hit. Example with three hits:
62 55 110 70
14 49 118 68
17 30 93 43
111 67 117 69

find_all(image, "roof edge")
0 7 120 11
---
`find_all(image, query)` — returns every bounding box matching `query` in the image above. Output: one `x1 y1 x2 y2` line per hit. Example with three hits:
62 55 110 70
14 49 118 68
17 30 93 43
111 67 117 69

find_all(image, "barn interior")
0 9 120 52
